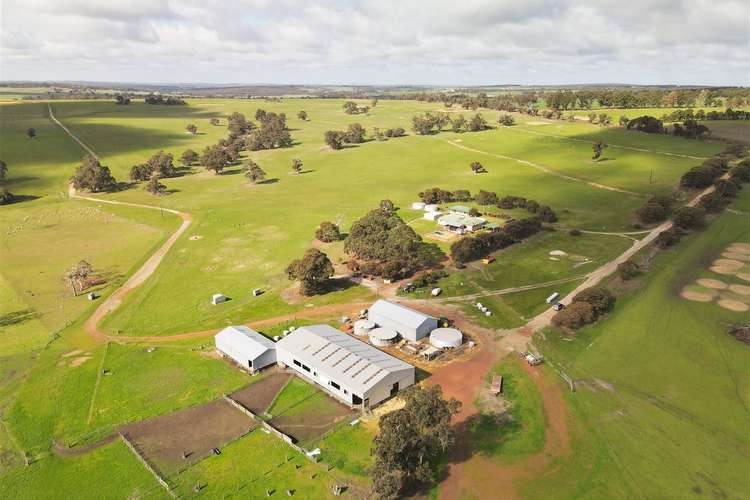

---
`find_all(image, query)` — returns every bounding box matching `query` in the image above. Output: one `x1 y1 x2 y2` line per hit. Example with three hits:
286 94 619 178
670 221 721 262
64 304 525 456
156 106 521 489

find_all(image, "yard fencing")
120 433 175 498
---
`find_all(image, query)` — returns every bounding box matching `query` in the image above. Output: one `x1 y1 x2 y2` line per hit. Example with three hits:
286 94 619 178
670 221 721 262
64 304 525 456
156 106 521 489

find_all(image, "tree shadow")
318 277 358 295
298 170 315 175
259 178 279 185
0 308 42 327
220 169 243 176
1 194 40 205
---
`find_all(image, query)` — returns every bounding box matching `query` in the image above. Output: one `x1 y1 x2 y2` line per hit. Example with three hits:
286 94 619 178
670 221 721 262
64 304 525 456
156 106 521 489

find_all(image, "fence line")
120 433 175 498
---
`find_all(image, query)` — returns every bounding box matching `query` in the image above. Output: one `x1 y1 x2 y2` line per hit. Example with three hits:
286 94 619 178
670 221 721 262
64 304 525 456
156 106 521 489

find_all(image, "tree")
243 161 266 184
27 127 36 139
185 124 197 135
371 98 378 108
181 149 198 167
210 117 220 126
372 385 461 498
0 160 7 180
379 199 395 213
636 195 673 224
291 158 303 174
227 112 252 135
115 94 130 105
65 260 93 296
672 206 705 230
470 161 486 174
297 110 308 121
467 113 488 132
201 145 230 174
71 155 117 192
285 248 334 295
552 301 595 329
474 190 498 205
145 174 167 195
324 130 345 150
627 115 664 134
0 189 14 205
619 115 630 127
573 287 615 316
315 221 340 242
592 141 608 161
450 115 466 132
343 101 360 114
498 114 515 126
346 123 366 144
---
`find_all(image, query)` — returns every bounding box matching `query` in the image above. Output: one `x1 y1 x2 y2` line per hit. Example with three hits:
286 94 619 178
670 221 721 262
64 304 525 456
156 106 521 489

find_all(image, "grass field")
532 196 750 498
1 95 745 497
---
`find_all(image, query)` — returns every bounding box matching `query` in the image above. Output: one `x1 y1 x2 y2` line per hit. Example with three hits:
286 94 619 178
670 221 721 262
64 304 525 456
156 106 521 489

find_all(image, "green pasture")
532 197 750 499
171 428 340 498
266 376 320 418
312 423 376 480
469 359 545 462
0 438 166 499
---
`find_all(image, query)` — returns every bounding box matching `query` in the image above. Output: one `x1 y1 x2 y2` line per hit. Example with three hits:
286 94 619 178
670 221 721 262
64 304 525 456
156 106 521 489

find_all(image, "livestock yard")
1 92 749 500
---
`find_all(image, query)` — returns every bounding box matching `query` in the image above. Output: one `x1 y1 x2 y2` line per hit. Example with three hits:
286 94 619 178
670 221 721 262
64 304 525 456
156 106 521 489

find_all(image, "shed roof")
215 326 275 360
449 205 472 214
276 324 413 394
369 300 436 330
437 213 486 228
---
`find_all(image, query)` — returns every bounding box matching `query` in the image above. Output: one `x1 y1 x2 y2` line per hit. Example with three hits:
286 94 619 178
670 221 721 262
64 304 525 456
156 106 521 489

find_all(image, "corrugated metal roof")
276 324 413 394
449 205 472 214
369 300 436 330
215 326 275 360
437 213 486 228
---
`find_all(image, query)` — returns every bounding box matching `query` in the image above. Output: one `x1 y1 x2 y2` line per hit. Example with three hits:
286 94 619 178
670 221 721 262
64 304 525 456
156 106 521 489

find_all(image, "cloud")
1 0 747 85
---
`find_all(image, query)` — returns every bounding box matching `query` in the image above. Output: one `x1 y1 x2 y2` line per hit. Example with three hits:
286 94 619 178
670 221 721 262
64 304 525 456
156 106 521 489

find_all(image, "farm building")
368 299 438 341
275 324 415 409
448 205 472 214
437 213 486 234
215 326 277 373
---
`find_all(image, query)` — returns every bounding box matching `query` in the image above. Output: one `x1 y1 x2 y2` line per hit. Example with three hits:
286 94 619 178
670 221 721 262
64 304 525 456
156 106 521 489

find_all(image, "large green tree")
285 248 335 296
71 155 117 192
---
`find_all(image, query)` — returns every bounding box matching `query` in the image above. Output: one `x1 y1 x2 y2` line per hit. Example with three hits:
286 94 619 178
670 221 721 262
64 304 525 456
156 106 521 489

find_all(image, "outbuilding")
275 324 415 409
368 299 438 341
211 293 228 305
215 325 277 373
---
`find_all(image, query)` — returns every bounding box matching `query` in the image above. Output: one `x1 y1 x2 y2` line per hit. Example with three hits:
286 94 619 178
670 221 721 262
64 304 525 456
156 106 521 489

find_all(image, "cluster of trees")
144 94 186 105
324 123 366 149
343 101 369 115
419 187 472 204
627 115 665 134
115 94 131 105
497 114 515 126
552 287 615 329
450 229 517 265
680 157 728 189
587 113 612 126
408 269 448 290
617 260 642 281
315 221 341 242
470 161 487 174
129 151 177 181
0 160 13 205
285 248 334 296
186 123 198 135
636 195 674 225
373 127 406 141
201 144 233 175
411 112 488 135
246 110 292 151
660 107 750 122
496 194 557 221
672 119 710 139
71 155 117 192
344 207 434 280
372 385 460 499
412 91 536 112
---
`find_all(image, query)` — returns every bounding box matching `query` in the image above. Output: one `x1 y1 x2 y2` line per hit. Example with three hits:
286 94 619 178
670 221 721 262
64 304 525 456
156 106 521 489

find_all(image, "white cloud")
0 0 747 85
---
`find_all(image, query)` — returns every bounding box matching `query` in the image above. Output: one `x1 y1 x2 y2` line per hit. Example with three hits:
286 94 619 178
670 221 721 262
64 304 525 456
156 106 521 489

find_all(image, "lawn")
311 423 376 479
531 198 750 499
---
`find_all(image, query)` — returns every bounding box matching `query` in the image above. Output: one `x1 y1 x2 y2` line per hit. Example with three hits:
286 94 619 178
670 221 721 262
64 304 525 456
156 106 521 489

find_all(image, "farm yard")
1 92 749 499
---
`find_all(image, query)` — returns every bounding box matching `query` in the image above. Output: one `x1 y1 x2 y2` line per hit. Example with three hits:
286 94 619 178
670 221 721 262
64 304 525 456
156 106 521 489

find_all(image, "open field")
700 120 750 144
532 195 750 498
1 95 746 497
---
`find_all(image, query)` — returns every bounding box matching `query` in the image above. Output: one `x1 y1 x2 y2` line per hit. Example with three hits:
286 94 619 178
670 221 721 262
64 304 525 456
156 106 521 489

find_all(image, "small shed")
411 202 426 210
368 299 438 342
421 345 442 360
491 375 503 395
215 326 276 373
212 293 228 305
448 205 472 214
423 211 442 221
424 204 439 212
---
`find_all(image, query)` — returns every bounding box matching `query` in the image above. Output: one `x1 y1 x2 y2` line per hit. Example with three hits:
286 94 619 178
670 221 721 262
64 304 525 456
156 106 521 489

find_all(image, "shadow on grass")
0 308 42 327
1 194 41 205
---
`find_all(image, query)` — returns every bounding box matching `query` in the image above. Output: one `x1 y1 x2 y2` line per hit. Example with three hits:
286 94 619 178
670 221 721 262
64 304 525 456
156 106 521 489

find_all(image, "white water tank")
430 328 463 349
354 319 376 337
424 204 439 212
369 327 399 347
412 202 426 210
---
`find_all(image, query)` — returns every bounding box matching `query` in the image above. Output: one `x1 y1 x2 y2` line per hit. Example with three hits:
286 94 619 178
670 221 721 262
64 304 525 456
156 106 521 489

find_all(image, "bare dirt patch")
121 399 254 476
722 252 750 262
729 284 750 296
230 370 292 414
69 356 92 367
62 349 83 358
711 266 739 275
728 243 750 254
188 235 203 241
713 259 744 268
696 279 727 290
681 290 714 302
737 273 750 282
717 300 749 312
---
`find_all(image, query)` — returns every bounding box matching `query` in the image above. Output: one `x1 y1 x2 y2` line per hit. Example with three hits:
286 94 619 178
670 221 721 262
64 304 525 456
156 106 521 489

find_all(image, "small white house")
215 326 277 373
211 293 228 305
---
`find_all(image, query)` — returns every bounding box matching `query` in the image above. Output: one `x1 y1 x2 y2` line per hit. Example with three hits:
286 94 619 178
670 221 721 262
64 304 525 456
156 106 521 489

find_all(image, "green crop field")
1 95 747 498
532 195 750 499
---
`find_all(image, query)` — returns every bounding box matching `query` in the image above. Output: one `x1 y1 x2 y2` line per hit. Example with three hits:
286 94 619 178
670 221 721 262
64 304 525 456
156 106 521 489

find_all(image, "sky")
1 0 748 86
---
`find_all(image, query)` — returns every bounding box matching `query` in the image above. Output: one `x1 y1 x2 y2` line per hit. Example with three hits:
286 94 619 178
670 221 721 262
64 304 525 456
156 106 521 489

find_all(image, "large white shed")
367 299 438 341
275 324 415 409
215 325 277 373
